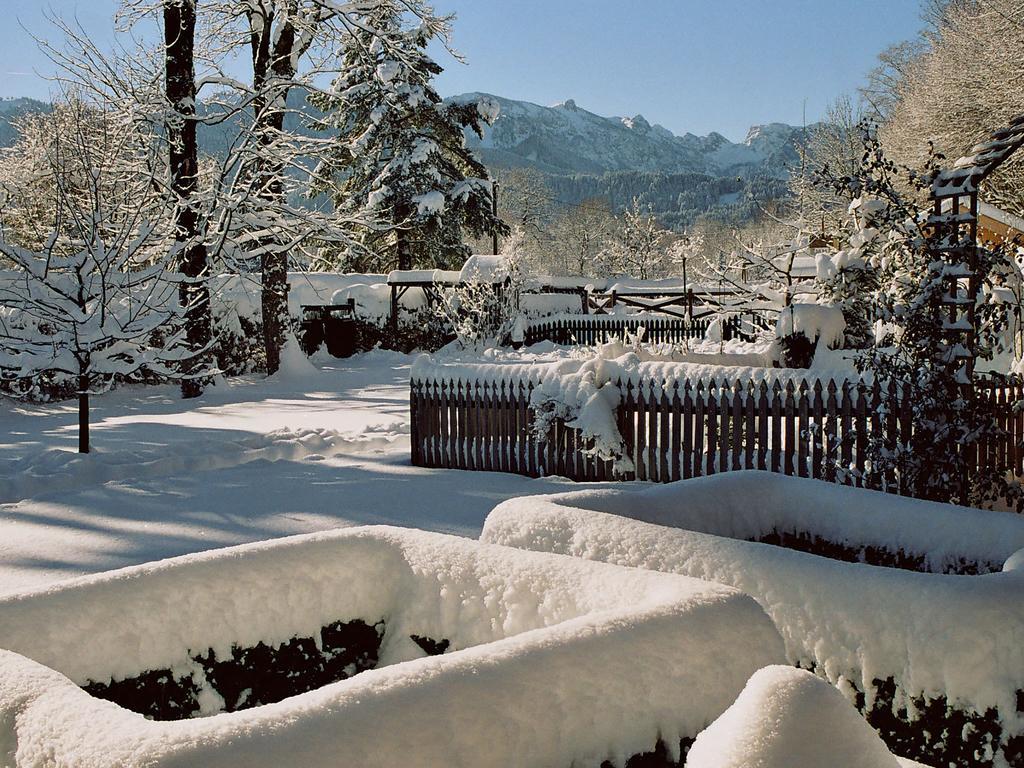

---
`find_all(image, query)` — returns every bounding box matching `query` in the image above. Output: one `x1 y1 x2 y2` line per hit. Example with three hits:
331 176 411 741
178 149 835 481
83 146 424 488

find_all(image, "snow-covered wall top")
0 526 785 768
481 476 1024 731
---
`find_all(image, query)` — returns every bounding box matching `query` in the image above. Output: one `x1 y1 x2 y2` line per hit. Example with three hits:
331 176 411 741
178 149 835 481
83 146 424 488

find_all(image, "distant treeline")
542 170 790 230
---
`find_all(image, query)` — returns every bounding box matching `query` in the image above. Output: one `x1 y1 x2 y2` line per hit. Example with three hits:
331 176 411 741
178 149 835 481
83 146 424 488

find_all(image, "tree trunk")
164 0 211 398
395 200 413 271
248 1 303 375
78 375 90 454
261 251 289 373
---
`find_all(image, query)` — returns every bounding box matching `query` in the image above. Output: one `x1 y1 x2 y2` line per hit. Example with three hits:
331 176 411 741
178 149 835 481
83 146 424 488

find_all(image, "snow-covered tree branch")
0 98 196 453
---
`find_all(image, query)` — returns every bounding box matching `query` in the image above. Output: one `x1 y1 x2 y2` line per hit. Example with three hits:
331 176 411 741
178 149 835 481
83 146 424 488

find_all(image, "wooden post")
389 284 399 340
410 379 420 466
78 375 90 454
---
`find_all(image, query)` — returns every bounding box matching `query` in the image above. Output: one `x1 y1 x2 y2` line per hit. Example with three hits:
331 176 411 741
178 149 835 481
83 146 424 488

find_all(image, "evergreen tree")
310 8 507 271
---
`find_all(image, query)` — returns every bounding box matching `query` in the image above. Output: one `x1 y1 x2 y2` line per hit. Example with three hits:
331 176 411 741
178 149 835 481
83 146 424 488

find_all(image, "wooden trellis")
930 114 1024 384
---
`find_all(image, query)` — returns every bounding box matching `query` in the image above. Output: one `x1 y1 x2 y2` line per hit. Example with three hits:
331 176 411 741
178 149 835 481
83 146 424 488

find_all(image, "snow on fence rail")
521 312 767 347
409 372 1024 490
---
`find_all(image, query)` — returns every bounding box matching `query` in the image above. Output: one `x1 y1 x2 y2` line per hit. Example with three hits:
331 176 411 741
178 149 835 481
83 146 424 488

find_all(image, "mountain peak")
621 114 651 132
743 122 795 146
446 92 804 177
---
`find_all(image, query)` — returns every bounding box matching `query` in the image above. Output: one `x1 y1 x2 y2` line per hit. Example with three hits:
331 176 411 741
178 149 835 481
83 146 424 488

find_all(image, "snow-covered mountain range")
0 92 803 226
447 92 810 178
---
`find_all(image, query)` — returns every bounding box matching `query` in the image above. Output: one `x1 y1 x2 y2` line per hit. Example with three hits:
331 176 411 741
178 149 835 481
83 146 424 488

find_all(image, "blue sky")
1 0 924 142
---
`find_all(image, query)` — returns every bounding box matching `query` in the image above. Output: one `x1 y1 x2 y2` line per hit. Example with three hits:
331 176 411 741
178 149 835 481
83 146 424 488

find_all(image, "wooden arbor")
930 114 1024 385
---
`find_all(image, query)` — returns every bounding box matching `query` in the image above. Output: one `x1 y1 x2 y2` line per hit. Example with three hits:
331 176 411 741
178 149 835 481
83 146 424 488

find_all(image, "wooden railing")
409 374 1024 492
521 313 771 347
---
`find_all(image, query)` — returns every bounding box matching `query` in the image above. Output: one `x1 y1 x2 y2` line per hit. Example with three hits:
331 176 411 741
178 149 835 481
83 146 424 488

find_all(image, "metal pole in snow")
492 181 500 256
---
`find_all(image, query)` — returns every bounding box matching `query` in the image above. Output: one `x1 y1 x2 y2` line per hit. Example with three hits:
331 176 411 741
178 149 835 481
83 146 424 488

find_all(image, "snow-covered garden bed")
480 472 1024 767
0 526 785 767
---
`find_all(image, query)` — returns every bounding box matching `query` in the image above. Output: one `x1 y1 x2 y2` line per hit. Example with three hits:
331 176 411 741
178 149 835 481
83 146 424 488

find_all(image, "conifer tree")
310 7 507 271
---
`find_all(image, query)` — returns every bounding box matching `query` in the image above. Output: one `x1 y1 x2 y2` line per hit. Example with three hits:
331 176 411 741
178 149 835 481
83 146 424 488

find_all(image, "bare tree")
0 99 192 452
695 223 810 310
600 197 669 280
790 95 869 232
548 197 616 277
880 0 1024 215
242 0 322 374
41 2 415 378
859 40 927 122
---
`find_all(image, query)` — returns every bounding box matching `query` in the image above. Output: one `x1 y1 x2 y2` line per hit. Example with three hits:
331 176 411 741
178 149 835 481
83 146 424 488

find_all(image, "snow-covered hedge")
480 473 1024 767
516 471 1024 574
0 526 785 768
688 666 927 768
214 272 457 369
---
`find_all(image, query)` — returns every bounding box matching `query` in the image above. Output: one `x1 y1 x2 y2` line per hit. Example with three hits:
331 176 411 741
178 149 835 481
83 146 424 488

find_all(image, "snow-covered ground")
0 349 618 596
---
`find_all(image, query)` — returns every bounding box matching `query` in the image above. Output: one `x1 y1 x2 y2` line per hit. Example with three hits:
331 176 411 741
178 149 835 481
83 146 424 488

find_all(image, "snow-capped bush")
773 303 846 368
481 472 1024 768
688 666 916 768
439 249 526 350
0 525 785 768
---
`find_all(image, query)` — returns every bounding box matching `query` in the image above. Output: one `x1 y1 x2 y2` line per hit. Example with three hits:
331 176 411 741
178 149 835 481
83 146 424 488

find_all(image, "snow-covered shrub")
0 525 785 768
815 124 1020 507
687 666 919 768
211 305 266 375
530 355 635 472
814 198 884 349
440 252 526 350
481 472 1024 768
772 304 846 369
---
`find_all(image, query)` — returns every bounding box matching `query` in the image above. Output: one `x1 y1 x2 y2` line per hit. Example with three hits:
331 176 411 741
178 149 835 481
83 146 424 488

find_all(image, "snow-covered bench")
0 526 784 768
481 472 1024 768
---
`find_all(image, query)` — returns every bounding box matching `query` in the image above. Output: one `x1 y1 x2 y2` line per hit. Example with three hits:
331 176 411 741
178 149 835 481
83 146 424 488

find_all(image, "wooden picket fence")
521 313 769 347
409 374 1024 491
